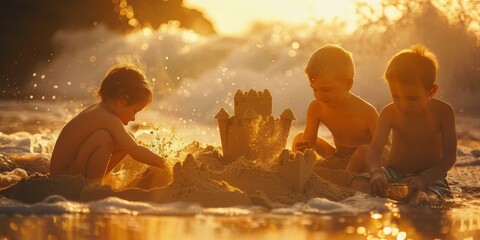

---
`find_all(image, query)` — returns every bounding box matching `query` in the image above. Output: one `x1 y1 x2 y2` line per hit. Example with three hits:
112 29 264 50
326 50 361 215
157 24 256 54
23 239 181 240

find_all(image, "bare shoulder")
379 103 396 119
79 104 117 122
307 99 323 117
352 94 378 116
430 98 455 120
308 99 322 109
430 98 454 112
65 103 122 132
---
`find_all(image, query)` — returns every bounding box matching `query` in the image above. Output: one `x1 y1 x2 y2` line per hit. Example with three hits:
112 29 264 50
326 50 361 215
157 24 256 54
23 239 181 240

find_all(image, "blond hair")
385 44 438 89
305 44 355 81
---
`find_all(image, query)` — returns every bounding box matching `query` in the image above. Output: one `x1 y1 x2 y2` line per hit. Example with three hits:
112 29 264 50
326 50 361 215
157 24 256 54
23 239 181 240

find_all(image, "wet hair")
97 65 152 105
305 44 355 82
385 44 438 89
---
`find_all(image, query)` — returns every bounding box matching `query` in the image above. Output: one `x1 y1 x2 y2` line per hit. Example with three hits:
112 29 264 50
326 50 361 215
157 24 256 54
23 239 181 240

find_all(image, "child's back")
51 103 126 175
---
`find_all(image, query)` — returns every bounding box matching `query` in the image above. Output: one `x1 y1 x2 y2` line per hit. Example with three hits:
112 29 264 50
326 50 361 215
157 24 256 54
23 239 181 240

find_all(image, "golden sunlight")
183 0 384 36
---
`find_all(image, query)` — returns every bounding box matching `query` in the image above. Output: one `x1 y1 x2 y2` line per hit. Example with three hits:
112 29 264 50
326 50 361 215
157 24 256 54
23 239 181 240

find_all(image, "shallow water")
1 100 480 239
1 205 479 239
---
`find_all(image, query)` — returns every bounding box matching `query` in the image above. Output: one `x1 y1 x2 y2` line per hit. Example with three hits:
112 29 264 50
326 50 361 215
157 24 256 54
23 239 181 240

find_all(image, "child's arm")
367 107 392 196
367 107 379 140
109 119 167 168
297 100 321 151
419 105 457 187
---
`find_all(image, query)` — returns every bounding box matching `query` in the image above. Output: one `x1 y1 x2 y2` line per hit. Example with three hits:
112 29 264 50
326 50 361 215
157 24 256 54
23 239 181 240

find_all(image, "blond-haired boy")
351 45 457 206
292 44 379 173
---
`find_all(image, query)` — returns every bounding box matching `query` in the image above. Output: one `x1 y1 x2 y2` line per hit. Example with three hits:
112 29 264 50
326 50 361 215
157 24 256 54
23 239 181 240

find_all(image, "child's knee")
91 129 115 148
291 132 304 151
356 145 369 154
350 177 370 193
292 132 304 143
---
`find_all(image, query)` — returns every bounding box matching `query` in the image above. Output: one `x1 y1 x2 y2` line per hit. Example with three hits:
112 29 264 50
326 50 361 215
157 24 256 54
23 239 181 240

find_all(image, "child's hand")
370 168 388 197
403 176 427 193
294 141 311 152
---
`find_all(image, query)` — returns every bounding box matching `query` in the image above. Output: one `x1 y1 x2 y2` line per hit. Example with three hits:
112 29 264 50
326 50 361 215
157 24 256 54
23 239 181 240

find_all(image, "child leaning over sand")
50 64 168 183
292 44 379 173
351 45 457 206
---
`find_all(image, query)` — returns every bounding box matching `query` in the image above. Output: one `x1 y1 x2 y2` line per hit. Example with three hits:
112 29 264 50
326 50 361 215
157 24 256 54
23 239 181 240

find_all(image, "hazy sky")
183 0 359 36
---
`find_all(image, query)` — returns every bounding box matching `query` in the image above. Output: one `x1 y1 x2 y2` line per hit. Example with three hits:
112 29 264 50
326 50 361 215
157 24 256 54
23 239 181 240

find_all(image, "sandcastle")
277 149 315 193
214 89 315 193
215 89 296 161
158 154 252 207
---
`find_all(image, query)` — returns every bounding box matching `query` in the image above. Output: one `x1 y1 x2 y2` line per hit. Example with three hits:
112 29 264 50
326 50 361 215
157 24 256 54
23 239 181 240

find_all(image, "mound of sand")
0 174 92 204
0 168 28 191
0 153 50 175
213 157 298 205
2 144 358 208
153 154 252 207
81 154 252 207
212 156 354 206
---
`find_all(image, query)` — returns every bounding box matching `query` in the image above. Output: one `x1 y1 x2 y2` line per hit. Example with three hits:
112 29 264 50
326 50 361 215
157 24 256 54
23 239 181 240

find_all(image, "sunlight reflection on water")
1 210 479 239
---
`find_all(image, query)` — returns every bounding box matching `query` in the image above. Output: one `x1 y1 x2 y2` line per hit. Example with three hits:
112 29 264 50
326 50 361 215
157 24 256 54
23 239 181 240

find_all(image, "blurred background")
0 0 478 136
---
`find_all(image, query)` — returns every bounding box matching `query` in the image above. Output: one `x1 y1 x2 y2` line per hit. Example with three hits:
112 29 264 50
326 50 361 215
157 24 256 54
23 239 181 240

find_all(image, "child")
292 44 379 173
351 45 457 206
50 64 167 183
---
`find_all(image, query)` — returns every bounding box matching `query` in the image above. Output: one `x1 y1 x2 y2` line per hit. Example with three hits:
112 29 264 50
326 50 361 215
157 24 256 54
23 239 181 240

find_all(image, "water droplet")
128 18 138 27
356 226 366 235
285 70 293 77
288 49 297 57
140 43 149 51
291 41 300 49
256 39 264 48
371 212 382 219
126 11 134 19
397 231 407 240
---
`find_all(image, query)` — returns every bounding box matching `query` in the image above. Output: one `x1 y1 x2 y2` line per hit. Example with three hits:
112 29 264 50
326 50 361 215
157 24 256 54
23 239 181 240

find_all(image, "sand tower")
277 149 315 193
215 89 295 162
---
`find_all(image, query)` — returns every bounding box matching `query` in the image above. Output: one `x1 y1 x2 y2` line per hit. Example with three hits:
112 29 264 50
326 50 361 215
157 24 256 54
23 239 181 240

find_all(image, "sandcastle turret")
234 89 272 117
279 108 296 148
172 154 209 182
214 108 230 151
277 149 315 193
215 89 296 162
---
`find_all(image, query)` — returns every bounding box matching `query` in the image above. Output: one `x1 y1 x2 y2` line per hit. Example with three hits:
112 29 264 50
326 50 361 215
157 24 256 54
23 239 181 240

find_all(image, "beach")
1 100 480 239
1 1 480 238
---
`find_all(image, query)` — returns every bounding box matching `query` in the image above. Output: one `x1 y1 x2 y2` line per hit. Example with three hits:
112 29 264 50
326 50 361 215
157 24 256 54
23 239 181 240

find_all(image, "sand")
0 143 356 208
0 91 478 210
